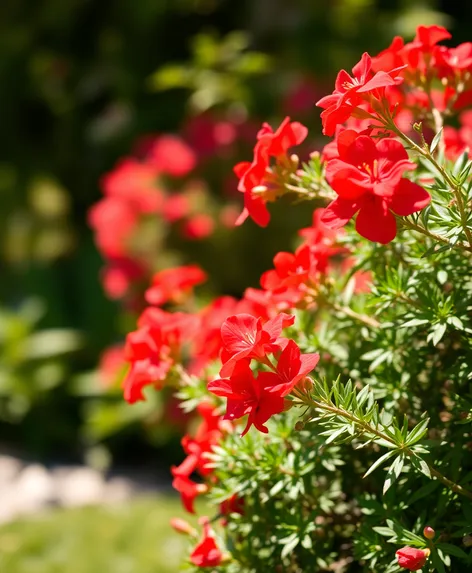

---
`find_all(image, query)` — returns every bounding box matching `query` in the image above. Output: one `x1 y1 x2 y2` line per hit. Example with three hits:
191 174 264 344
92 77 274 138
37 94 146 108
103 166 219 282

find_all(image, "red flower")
171 473 207 514
402 25 451 78
414 25 451 50
179 402 226 477
182 214 215 240
372 36 406 74
396 547 429 571
234 117 308 227
316 52 404 136
435 42 472 77
219 313 295 377
162 193 191 222
190 518 224 568
123 326 173 403
101 159 162 213
208 361 286 436
145 265 207 306
189 296 244 375
220 494 244 517
234 144 271 227
243 285 302 316
98 344 125 388
256 116 308 157
321 130 430 244
260 238 338 297
88 197 138 258
146 135 196 177
170 517 196 536
260 340 320 397
101 257 146 299
123 309 199 403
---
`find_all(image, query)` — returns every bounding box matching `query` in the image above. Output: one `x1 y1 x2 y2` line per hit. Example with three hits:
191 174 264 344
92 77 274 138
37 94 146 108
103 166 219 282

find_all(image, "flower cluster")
208 313 319 435
88 118 251 303
321 130 431 243
170 402 241 567
234 116 308 226
88 136 196 300
111 23 472 572
245 208 369 313
171 401 229 513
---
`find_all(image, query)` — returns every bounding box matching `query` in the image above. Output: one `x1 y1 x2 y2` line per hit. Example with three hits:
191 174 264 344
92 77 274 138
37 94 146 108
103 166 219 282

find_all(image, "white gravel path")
0 455 170 524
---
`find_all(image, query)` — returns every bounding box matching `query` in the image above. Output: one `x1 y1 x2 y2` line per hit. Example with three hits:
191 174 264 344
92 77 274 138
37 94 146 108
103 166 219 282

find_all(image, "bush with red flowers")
96 24 472 572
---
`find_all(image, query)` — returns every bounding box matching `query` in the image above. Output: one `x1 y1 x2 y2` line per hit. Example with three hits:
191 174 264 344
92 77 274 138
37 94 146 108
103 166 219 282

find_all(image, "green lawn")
0 495 191 573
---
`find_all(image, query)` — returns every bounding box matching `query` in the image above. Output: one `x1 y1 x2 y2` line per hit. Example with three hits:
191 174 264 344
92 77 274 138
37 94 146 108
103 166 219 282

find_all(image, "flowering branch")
294 378 472 502
386 118 472 253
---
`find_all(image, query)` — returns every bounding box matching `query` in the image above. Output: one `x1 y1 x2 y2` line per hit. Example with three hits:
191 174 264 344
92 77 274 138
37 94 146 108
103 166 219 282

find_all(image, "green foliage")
148 31 272 112
173 139 472 570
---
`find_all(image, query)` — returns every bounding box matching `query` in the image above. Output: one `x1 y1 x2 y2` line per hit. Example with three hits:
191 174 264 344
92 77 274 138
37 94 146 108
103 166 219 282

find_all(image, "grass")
0 495 192 573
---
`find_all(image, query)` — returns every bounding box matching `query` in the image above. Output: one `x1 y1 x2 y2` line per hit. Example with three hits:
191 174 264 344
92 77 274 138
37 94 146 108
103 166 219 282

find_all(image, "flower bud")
289 153 300 169
294 421 305 431
396 546 429 571
283 398 294 412
423 526 435 539
170 517 197 537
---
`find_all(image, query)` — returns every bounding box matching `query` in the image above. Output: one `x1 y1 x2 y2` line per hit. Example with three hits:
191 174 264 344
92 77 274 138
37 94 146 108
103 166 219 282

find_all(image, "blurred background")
0 0 468 570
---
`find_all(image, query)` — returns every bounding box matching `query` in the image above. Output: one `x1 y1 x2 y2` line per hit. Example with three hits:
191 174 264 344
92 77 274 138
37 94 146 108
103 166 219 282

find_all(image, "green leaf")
23 329 83 360
430 322 447 346
408 480 440 504
406 417 430 446
148 65 191 90
269 480 286 497
324 426 348 445
437 543 469 560
410 456 432 478
437 269 448 285
430 127 444 154
280 533 300 559
363 450 397 479
391 454 405 479
400 318 429 328
431 550 448 573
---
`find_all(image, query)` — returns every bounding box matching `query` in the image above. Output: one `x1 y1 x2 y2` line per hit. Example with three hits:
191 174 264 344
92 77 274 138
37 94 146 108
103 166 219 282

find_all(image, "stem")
284 182 335 202
400 217 472 254
296 391 472 501
387 119 472 251
331 302 381 329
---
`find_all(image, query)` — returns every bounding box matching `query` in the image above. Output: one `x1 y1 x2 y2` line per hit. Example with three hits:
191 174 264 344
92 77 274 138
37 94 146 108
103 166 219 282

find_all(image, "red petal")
357 71 398 92
207 378 240 399
341 134 378 166
320 104 353 136
416 25 451 48
321 197 361 229
235 207 249 226
335 69 356 93
376 137 409 163
316 93 340 109
244 193 271 227
336 129 361 159
221 314 259 353
299 353 320 377
329 166 372 199
234 161 251 178
352 52 372 82
355 197 397 243
389 179 431 216
263 313 295 339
